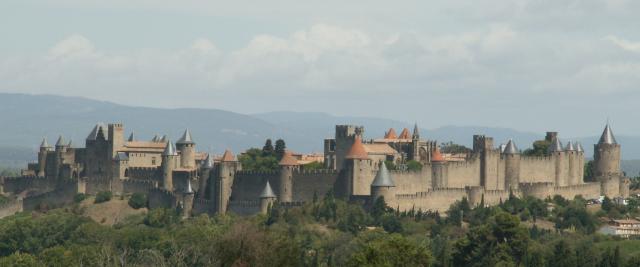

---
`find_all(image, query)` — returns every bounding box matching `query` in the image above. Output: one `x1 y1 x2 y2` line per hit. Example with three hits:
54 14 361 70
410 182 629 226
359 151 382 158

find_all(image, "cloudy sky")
1 0 639 137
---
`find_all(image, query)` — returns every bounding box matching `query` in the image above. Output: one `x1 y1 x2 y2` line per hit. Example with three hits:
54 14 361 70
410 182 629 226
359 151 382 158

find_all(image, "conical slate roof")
279 151 298 166
40 138 51 148
576 142 584 152
398 128 411 139
177 129 194 144
431 147 445 162
345 136 369 160
87 123 108 141
565 141 575 151
202 153 214 169
163 141 177 156
67 139 73 147
384 128 397 139
185 180 193 194
371 161 395 187
152 134 160 142
260 181 277 198
221 150 236 162
599 124 617 145
55 135 65 147
114 152 129 161
503 139 519 154
548 138 563 153
412 123 420 139
128 132 135 142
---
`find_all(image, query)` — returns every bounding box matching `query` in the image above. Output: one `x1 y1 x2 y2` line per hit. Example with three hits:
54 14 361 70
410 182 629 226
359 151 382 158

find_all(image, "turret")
565 141 580 185
128 132 135 142
431 147 448 188
576 142 585 183
278 151 299 202
371 161 396 203
548 137 567 186
176 129 196 169
198 153 214 200
113 152 129 179
214 149 240 214
412 123 420 140
55 135 66 152
384 128 397 139
398 128 411 139
503 139 520 190
334 125 364 171
182 180 195 218
162 141 178 191
37 138 52 177
344 135 372 196
259 181 277 215
108 123 124 160
593 124 621 179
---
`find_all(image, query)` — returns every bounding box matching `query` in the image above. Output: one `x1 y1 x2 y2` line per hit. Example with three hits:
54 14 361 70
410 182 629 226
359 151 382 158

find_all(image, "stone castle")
0 122 629 218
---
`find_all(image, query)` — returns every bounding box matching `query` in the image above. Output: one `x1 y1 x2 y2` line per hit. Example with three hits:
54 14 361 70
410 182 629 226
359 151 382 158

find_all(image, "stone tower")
53 135 66 179
259 181 277 215
411 123 420 161
335 125 364 171
38 138 52 177
565 142 579 185
214 150 240 214
474 135 499 190
503 139 520 190
548 137 567 186
344 135 372 196
162 141 178 191
182 180 195 218
108 123 124 161
278 151 299 202
431 147 448 188
370 161 396 202
176 129 196 169
593 124 621 179
198 153 214 200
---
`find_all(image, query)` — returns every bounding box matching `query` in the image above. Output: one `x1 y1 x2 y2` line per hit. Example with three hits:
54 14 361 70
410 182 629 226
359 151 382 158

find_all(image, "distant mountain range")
1 93 640 175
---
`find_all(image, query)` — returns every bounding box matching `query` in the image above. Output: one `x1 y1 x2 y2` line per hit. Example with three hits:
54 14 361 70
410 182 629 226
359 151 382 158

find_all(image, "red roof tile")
384 128 398 139
431 148 445 162
398 128 411 139
346 136 369 160
221 150 235 162
279 151 299 166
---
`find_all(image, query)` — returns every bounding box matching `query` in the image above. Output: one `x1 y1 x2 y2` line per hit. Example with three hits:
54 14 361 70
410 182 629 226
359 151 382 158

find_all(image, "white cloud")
606 36 640 53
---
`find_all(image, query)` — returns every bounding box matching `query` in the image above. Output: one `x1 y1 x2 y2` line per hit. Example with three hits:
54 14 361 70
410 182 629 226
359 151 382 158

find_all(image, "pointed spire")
398 128 411 139
431 147 445 162
128 132 135 142
160 135 168 143
279 151 298 166
152 134 160 142
177 129 194 144
412 123 420 139
384 128 398 139
163 141 177 156
503 139 519 154
565 141 575 151
345 136 369 160
371 161 395 187
40 138 51 148
576 142 584 152
548 138 563 153
185 180 193 194
260 181 277 198
221 149 236 162
599 124 617 145
67 139 73 148
55 135 65 147
202 153 214 169
114 152 129 161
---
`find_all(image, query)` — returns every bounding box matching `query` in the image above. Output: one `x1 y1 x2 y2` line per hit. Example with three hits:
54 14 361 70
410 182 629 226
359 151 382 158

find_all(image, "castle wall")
83 177 112 195
22 181 77 211
231 171 279 201
483 150 502 190
227 200 261 216
0 199 23 219
192 198 215 215
127 167 160 181
148 188 177 209
519 156 556 183
1 176 56 195
291 169 338 202
393 188 468 213
553 183 601 200
481 189 516 206
122 179 156 194
446 158 482 188
127 153 162 168
391 170 430 195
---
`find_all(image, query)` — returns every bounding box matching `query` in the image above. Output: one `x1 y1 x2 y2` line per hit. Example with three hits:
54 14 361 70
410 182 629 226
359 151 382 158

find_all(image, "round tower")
431 147 447 188
370 161 396 203
278 151 299 202
593 124 621 180
576 142 585 183
565 141 578 185
162 141 178 191
38 138 52 177
503 139 521 190
198 153 214 200
344 136 371 197
176 129 196 169
215 149 239 214
182 180 195 218
259 181 278 214
548 137 566 186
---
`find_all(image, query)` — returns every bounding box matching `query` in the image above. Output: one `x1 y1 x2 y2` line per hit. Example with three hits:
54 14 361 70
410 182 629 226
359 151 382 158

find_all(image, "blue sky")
1 0 639 137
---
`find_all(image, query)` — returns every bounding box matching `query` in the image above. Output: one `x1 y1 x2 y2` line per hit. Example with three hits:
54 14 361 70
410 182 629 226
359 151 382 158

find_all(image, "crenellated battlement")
293 169 338 175
236 170 279 176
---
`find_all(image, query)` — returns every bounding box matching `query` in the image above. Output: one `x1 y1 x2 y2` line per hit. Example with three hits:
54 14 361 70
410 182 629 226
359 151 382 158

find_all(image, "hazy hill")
2 94 640 173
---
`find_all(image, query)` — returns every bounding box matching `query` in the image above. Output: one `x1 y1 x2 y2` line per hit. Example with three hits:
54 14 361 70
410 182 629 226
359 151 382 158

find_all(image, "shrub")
73 193 86 203
94 191 112 204
128 193 147 209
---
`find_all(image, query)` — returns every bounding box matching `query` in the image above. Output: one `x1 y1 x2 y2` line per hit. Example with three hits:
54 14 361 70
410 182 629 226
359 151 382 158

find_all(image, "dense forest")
1 188 640 266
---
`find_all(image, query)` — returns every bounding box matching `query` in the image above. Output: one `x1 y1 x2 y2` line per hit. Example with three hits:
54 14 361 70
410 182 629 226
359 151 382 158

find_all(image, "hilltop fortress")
0 123 629 218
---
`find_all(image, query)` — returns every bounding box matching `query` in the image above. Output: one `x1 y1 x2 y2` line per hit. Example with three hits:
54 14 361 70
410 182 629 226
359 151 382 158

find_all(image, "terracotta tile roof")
279 151 299 166
398 128 411 139
346 136 369 160
431 148 445 162
363 143 398 155
125 141 167 149
221 150 236 162
384 128 398 139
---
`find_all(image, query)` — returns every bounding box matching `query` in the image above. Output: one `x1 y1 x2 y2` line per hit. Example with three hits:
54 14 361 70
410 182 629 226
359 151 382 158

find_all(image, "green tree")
262 139 274 156
94 191 112 204
275 139 286 160
238 148 279 171
128 193 147 209
407 160 423 171
440 142 471 153
384 160 397 170
0 252 39 267
549 240 576 267
523 140 551 156
346 234 431 267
